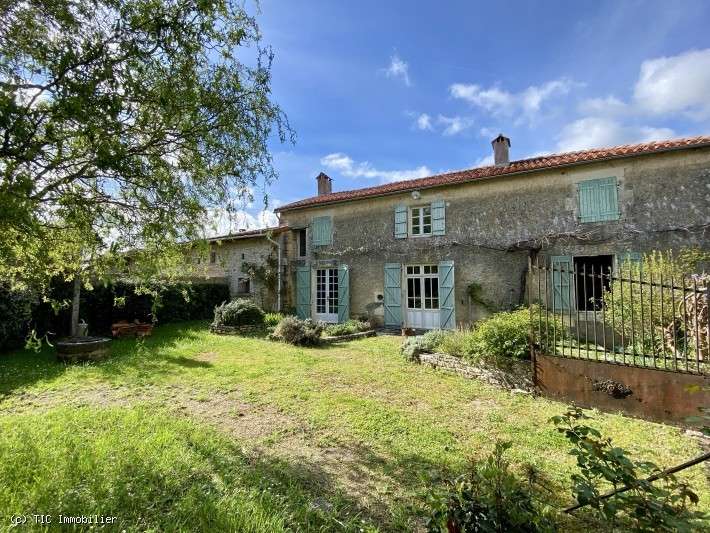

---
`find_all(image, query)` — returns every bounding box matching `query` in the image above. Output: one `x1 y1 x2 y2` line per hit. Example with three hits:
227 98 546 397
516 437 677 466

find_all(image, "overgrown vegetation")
270 316 323 345
603 249 710 357
323 319 370 337
0 284 34 351
264 312 285 328
212 299 265 328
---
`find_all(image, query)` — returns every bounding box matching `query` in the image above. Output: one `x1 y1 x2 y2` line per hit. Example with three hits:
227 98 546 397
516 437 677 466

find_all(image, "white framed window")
409 206 432 237
406 264 439 310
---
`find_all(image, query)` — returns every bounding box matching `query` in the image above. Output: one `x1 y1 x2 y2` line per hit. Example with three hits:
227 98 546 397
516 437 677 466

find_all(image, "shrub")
0 284 35 351
263 312 284 328
400 329 451 361
323 319 370 337
212 298 265 328
421 329 449 351
438 328 475 358
271 316 323 346
552 407 705 531
425 441 555 532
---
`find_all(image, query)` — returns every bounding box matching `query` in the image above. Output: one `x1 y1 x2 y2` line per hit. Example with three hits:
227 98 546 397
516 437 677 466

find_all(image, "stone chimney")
491 134 511 166
316 172 332 195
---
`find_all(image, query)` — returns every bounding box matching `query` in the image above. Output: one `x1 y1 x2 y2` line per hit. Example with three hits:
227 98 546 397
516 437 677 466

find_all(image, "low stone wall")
209 324 263 335
321 330 377 344
418 352 534 391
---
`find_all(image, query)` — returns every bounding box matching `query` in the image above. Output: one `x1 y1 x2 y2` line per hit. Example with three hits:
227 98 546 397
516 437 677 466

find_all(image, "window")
410 206 432 236
406 265 439 309
297 229 307 257
237 277 251 294
578 177 620 223
209 250 217 264
573 255 613 311
311 216 332 246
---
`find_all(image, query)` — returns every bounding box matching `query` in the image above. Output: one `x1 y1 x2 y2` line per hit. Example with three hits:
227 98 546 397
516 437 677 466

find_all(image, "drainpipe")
265 231 282 312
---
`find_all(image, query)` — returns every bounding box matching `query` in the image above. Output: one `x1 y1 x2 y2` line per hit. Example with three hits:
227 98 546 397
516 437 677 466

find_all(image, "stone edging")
321 330 377 344
417 352 534 392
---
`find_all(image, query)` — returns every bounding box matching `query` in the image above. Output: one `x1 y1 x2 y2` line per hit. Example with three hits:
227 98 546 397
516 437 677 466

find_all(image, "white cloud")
320 152 431 183
450 78 576 122
634 48 710 119
472 154 495 167
578 95 628 116
437 115 475 136
416 113 433 131
383 53 411 86
203 207 279 238
556 117 674 152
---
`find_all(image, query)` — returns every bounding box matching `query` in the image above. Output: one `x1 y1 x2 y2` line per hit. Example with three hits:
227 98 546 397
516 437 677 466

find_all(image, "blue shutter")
296 266 311 319
578 177 620 223
439 260 455 329
312 216 332 246
384 263 402 326
550 256 573 311
431 200 446 236
616 252 642 273
394 205 407 239
338 265 350 323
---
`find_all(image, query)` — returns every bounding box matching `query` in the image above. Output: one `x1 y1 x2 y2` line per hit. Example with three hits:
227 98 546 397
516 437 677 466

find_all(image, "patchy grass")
0 321 707 531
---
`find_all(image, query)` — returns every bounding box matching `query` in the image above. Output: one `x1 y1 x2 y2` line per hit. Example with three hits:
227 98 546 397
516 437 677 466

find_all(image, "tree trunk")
70 275 81 337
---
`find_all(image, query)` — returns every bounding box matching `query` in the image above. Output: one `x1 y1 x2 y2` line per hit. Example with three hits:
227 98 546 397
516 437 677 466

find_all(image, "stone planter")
56 336 112 363
210 324 263 335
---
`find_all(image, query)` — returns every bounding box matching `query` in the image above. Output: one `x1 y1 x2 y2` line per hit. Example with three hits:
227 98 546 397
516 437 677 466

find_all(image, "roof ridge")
276 135 710 212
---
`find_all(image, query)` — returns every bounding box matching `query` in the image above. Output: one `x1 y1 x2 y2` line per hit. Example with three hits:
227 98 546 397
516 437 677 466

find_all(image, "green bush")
468 307 533 362
263 312 284 328
438 328 475 358
323 319 370 337
212 298 265 328
271 316 323 346
0 284 35 351
400 329 451 361
426 441 555 532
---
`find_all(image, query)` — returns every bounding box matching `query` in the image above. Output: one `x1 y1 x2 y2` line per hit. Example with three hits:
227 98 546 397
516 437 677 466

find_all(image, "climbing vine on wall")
241 255 278 292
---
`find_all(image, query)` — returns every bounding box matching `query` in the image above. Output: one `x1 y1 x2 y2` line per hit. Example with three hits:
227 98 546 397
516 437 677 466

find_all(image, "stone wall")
279 148 710 326
418 352 534 391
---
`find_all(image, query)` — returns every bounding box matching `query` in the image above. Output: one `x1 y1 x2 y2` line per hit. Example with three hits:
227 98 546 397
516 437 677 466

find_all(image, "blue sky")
224 0 710 230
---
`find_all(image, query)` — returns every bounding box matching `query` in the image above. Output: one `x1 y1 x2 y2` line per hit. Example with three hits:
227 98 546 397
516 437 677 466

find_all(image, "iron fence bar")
693 276 700 374
639 265 646 364
660 272 666 370
601 267 607 362
582 264 589 360
609 266 615 362
544 262 550 353
619 265 626 365
629 263 636 362
592 264 598 361
670 274 678 372
648 270 658 368
575 262 581 360
562 261 577 357
682 275 689 373
552 263 557 355
536 257 542 353
610 276 691 291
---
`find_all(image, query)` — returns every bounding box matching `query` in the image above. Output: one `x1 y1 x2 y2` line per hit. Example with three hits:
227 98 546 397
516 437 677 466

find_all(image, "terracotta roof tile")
276 136 710 212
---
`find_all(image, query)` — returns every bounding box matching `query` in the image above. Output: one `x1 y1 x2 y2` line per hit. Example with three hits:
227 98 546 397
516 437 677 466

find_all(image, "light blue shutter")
616 252 642 274
312 216 332 246
296 266 311 319
394 205 408 239
439 260 455 329
384 263 402 326
578 177 620 222
338 265 350 323
431 200 446 236
550 256 573 311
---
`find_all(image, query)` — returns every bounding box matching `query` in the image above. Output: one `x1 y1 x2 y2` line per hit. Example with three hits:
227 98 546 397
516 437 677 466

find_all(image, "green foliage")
323 319 370 337
0 0 291 302
271 316 323 346
212 299 265 328
552 407 705 531
603 249 710 356
400 330 450 361
426 441 555 532
0 284 34 351
241 255 279 292
263 312 285 328
438 328 476 358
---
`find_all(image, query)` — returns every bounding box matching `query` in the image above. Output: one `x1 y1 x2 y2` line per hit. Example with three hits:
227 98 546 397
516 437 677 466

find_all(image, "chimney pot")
316 172 332 195
491 133 511 166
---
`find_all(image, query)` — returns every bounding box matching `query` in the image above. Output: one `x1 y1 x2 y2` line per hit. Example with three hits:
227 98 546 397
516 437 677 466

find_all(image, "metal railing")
528 257 709 375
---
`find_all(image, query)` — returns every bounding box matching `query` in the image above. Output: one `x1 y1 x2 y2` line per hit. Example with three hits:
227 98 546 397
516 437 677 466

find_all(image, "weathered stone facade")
276 145 710 328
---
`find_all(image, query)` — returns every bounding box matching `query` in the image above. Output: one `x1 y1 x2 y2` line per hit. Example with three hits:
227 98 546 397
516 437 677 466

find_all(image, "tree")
0 0 291 335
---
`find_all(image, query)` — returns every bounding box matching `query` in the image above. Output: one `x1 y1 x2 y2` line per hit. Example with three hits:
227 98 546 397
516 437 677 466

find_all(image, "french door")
315 268 339 323
405 265 440 329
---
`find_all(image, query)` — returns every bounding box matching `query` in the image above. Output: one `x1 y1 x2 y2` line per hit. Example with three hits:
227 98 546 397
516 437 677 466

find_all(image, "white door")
315 268 339 323
405 265 440 329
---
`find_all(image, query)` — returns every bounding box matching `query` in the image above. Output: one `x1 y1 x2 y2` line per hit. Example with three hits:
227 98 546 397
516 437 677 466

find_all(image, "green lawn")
0 322 707 531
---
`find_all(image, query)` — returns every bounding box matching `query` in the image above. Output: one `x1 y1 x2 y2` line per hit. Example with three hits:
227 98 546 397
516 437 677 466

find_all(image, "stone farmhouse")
208 135 710 329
